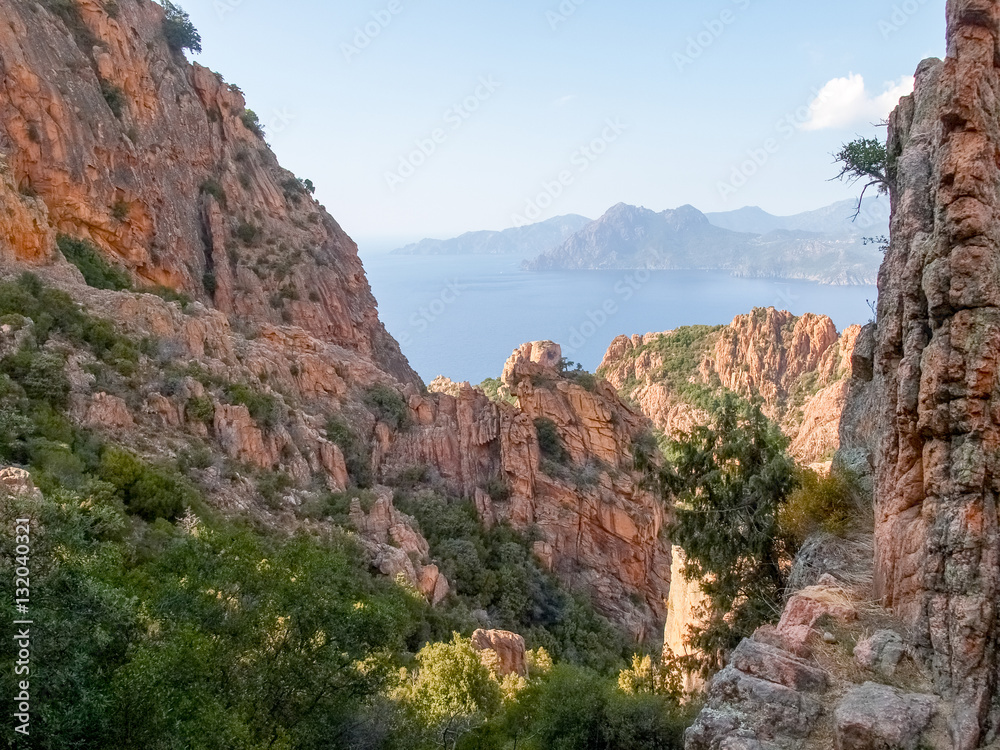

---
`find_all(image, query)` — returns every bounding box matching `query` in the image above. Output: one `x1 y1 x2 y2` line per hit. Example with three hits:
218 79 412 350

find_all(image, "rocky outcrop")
867 2 1000 745
348 486 450 605
0 0 414 383
381 342 672 641
599 309 861 464
471 629 528 677
834 683 937 750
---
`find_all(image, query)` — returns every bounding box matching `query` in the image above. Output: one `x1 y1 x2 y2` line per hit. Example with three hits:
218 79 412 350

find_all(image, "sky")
181 0 947 249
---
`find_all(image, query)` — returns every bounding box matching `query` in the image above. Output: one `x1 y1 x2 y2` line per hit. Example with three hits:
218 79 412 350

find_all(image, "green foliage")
147 284 192 309
202 271 217 296
0 347 71 409
395 492 631 673
281 176 316 203
199 178 228 207
484 664 689 750
477 377 515 405
224 383 283 429
240 109 265 138
0 484 423 750
364 383 411 430
110 199 130 222
662 393 798 674
779 467 860 545
559 358 599 392
833 136 889 215
398 633 503 745
325 415 373 488
58 235 133 291
185 395 215 425
234 220 260 246
162 0 202 54
101 81 127 119
98 446 195 521
534 417 569 464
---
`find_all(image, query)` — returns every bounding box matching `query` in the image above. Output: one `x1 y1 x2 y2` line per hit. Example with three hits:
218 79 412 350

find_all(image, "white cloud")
800 73 914 131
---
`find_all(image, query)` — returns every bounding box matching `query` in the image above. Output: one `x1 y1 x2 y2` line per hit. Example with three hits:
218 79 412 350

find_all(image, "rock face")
869 2 1000 744
470 629 528 677
382 342 672 641
0 0 414 384
348 487 450 605
599 309 861 463
833 683 937 750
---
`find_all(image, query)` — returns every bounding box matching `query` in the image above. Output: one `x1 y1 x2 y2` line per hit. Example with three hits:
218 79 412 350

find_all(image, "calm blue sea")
360 252 878 385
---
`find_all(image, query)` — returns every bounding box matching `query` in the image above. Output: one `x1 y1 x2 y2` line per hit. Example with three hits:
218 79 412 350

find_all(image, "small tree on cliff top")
833 135 889 219
162 1 202 54
661 393 798 675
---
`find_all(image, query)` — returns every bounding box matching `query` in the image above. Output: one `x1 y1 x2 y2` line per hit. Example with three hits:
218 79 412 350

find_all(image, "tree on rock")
162 1 202 54
661 393 798 675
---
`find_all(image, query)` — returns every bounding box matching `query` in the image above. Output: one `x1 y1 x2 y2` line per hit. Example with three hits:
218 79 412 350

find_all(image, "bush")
224 383 282 429
779 467 858 545
185 396 215 425
162 0 202 54
325 415 373 488
234 221 260 246
240 109 265 138
364 383 411 430
58 235 132 291
199 178 227 207
0 347 71 409
534 418 569 464
98 447 194 521
101 81 127 119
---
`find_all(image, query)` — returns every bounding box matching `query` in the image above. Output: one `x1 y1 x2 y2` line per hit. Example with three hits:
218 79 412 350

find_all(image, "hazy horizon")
181 0 944 243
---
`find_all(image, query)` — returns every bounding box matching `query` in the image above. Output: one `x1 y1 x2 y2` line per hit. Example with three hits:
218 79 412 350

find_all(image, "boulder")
470 629 527 677
834 683 936 750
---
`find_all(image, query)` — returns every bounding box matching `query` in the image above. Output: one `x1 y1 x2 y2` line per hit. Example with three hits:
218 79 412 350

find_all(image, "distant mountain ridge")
524 198 888 285
391 214 591 257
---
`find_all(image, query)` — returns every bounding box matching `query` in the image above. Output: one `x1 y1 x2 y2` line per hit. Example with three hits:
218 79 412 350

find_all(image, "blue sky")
182 0 946 247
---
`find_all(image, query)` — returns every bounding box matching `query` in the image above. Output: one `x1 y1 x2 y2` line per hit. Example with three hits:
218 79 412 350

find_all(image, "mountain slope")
391 214 591 257
526 202 885 284
0 0 415 383
705 196 889 235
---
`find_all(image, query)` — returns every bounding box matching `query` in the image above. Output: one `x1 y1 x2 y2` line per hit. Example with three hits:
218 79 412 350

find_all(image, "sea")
360 251 878 385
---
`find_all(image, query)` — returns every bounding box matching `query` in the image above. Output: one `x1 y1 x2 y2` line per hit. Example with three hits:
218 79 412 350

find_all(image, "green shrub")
234 221 260 246
534 418 569 464
0 347 71 409
325 415 373 488
364 383 411 430
101 82 127 119
43 0 99 50
199 178 227 206
240 109 264 138
110 199 129 222
98 447 194 521
162 0 202 54
202 272 217 296
224 383 282 429
185 396 215 425
58 235 132 291
146 285 192 309
485 477 511 503
779 467 858 545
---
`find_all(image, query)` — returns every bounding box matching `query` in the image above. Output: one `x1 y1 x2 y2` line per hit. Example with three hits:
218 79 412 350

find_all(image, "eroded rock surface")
599 309 861 463
870 2 1000 744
